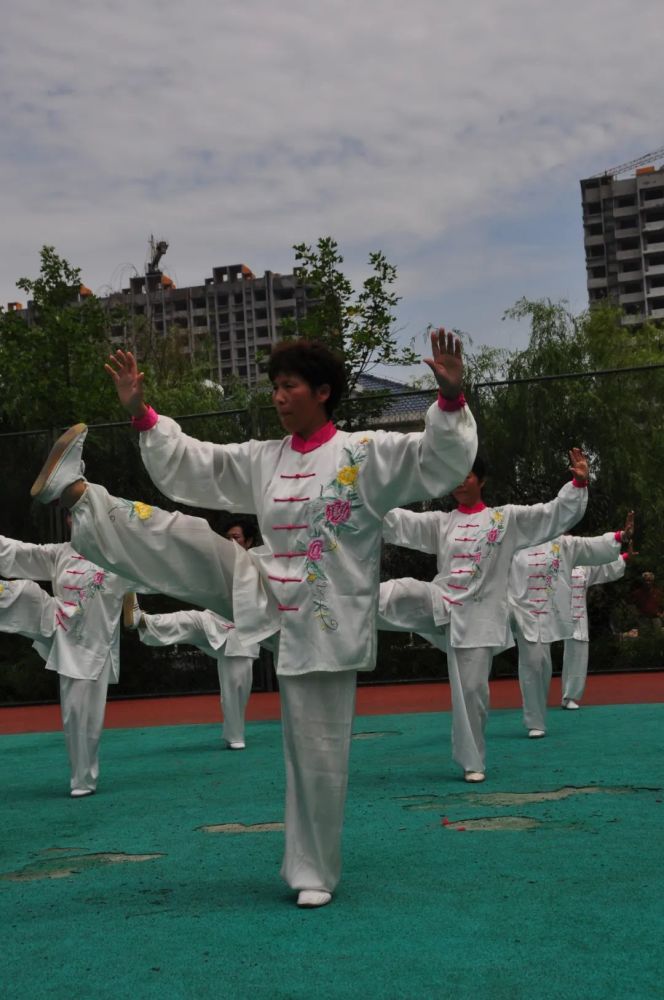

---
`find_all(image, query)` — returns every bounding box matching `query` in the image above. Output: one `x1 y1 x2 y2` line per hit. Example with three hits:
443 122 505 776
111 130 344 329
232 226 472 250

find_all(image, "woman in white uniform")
0 525 141 796
378 452 589 782
562 551 629 709
30 330 477 907
508 514 633 737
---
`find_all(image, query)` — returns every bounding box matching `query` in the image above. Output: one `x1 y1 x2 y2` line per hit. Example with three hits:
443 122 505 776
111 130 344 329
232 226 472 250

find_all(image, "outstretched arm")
512 447 589 549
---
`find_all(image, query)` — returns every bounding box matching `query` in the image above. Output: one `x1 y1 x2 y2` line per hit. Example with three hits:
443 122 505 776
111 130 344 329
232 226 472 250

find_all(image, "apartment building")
107 262 311 386
581 162 664 325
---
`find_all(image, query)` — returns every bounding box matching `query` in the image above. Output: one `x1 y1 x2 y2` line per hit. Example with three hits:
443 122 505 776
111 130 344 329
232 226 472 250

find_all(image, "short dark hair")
472 455 488 481
267 339 346 418
216 514 259 545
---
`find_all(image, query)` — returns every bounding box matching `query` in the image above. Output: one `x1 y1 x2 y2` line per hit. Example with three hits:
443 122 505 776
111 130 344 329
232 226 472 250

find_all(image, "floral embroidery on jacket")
64 560 110 639
465 508 507 585
108 498 154 522
543 541 562 594
305 439 370 631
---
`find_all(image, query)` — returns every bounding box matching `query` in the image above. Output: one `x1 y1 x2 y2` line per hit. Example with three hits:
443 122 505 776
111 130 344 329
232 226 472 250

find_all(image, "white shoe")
464 770 486 783
528 729 546 739
562 699 580 710
31 424 88 503
70 788 94 798
123 593 142 629
297 890 332 908
225 741 246 750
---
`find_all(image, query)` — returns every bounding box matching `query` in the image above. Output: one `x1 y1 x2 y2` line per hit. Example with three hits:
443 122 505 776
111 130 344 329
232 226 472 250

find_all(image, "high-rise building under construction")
580 149 664 325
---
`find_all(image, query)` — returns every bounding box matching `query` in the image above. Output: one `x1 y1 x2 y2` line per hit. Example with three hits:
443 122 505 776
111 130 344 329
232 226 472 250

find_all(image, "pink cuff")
572 478 588 489
614 530 623 543
131 406 159 432
621 552 629 562
438 391 466 412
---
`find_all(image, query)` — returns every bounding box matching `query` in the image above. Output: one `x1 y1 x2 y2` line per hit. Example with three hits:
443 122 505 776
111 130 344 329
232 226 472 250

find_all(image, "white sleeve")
382 508 444 554
569 532 621 567
585 557 627 587
0 536 60 581
364 401 477 516
511 481 588 550
139 414 258 511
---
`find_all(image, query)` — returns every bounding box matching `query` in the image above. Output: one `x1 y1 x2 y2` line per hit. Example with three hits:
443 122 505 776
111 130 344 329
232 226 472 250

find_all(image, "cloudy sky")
2 0 663 379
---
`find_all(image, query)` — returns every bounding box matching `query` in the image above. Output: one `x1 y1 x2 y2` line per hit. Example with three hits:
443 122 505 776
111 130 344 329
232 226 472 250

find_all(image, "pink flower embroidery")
307 539 324 561
472 551 482 564
325 499 351 526
487 528 499 543
93 571 106 586
551 558 560 570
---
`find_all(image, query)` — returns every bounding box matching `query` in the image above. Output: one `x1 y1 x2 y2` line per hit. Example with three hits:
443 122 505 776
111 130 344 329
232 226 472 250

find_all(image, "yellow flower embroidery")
494 511 504 522
134 502 153 521
0 583 4 595
358 436 371 445
337 465 359 487
307 573 317 583
552 542 561 555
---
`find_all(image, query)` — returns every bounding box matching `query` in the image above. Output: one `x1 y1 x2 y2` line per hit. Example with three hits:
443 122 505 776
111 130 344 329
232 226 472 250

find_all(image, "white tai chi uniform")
69 396 477 893
138 609 259 746
377 480 588 774
509 532 623 732
0 536 138 794
562 555 627 705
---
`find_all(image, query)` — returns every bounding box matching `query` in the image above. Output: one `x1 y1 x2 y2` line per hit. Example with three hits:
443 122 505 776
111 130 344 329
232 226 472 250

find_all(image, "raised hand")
423 327 464 400
568 447 589 485
105 350 147 418
622 510 635 544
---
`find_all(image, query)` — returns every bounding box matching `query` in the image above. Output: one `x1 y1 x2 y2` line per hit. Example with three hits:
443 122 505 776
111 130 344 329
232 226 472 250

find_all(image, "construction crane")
593 146 664 179
146 234 169 273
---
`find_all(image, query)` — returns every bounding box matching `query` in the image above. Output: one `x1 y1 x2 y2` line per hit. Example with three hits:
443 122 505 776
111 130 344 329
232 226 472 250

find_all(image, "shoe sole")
122 593 138 629
30 423 88 499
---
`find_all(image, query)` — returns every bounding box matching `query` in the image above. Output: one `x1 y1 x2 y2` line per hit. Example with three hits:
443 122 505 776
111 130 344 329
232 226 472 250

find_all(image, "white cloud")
1 0 662 339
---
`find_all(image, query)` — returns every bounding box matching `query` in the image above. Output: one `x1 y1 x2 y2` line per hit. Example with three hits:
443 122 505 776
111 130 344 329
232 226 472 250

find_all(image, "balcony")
645 263 664 276
648 306 664 319
584 233 605 247
621 312 645 325
619 291 645 305
646 284 664 297
644 241 664 254
616 248 641 261
587 276 608 289
618 269 643 282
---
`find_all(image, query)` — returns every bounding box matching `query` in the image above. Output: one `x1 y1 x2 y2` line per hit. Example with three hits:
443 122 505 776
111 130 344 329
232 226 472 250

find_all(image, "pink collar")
456 501 487 514
291 421 337 454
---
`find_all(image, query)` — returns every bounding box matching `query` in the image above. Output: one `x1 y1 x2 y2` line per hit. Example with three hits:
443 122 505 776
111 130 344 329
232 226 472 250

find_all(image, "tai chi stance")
378 451 589 781
508 514 633 737
0 523 141 796
561 550 630 709
30 331 477 907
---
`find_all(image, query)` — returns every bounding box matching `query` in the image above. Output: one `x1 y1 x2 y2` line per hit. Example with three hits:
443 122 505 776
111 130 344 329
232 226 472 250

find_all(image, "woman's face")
271 372 330 437
451 472 484 507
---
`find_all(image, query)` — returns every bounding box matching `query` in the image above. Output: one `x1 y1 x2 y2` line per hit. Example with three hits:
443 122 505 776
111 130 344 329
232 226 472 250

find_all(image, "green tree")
282 237 419 396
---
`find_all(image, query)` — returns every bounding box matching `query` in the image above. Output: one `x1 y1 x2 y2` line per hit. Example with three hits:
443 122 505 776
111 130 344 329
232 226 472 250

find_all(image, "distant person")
0 516 144 797
629 571 663 631
125 516 259 749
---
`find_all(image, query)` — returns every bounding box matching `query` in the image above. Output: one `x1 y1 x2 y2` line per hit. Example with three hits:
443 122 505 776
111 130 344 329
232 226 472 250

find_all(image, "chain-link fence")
1 367 662 705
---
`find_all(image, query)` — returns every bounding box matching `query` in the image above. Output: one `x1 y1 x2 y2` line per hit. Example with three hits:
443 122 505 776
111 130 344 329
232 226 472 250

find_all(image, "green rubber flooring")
1 704 662 1000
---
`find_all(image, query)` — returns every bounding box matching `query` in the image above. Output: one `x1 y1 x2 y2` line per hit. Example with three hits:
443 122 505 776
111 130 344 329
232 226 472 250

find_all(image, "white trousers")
59 657 112 793
446 642 494 774
378 581 494 774
72 484 237 618
279 671 357 893
72 484 357 893
140 610 253 745
514 627 552 732
0 578 109 792
561 638 589 703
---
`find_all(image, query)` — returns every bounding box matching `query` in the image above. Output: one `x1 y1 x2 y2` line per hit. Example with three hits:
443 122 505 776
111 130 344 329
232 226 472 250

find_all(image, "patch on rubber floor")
352 730 401 741
442 816 541 831
1 851 163 882
199 822 284 834
398 785 658 810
